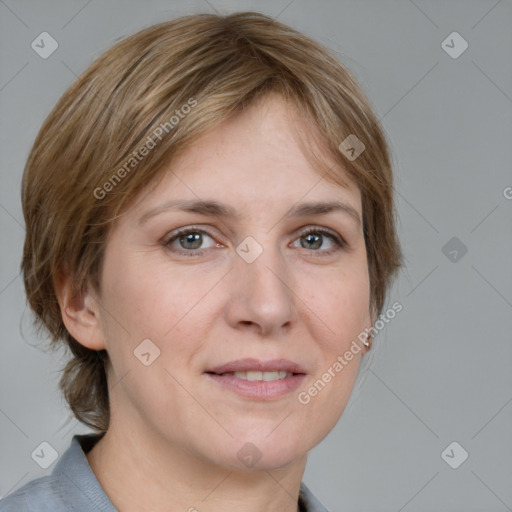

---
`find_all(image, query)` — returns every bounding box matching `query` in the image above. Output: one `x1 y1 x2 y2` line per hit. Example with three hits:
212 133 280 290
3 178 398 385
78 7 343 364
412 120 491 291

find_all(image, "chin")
215 426 311 472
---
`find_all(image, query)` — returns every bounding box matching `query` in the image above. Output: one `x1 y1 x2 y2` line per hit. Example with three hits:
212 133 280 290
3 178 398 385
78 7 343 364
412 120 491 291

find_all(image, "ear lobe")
56 270 106 351
361 304 377 353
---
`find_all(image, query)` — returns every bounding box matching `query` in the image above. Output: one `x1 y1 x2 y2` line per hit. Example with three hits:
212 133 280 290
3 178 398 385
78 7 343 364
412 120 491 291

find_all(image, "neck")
86 419 307 512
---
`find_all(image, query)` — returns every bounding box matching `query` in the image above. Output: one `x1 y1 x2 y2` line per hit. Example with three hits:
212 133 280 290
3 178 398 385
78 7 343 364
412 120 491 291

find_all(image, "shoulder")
0 475 65 512
0 433 112 512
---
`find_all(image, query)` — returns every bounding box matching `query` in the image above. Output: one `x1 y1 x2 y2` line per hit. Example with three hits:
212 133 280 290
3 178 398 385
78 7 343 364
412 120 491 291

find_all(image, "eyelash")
163 226 347 257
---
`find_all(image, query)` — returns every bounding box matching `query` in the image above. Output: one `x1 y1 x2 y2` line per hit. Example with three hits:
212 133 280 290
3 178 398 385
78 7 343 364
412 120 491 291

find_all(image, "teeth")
232 370 292 381
246 371 263 381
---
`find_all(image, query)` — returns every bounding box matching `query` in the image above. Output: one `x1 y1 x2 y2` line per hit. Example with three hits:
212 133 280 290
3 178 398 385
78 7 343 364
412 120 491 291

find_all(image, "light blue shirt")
0 434 329 511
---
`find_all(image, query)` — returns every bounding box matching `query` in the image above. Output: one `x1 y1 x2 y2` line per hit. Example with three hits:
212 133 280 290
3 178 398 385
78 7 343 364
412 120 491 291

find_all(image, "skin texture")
58 93 374 512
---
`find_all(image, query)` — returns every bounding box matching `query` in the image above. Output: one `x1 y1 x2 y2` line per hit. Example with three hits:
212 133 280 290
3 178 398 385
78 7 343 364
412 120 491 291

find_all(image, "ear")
55 269 106 351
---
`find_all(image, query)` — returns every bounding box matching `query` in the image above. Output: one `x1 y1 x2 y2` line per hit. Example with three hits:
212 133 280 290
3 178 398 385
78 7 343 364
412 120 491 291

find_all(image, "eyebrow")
138 199 361 227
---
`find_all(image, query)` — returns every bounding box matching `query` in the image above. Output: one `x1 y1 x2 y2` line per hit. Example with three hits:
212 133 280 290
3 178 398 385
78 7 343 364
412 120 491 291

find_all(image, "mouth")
213 370 294 381
205 358 307 399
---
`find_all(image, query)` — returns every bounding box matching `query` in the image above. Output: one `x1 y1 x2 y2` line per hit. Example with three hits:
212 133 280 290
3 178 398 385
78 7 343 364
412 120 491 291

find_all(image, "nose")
224 242 299 337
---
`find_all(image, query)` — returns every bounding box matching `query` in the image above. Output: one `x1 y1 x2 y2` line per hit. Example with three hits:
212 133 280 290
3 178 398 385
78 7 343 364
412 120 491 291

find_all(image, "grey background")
1 1 511 510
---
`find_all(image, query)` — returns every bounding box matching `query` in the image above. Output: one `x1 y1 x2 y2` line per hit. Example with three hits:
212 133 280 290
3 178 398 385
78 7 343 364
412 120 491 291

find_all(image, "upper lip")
206 358 307 375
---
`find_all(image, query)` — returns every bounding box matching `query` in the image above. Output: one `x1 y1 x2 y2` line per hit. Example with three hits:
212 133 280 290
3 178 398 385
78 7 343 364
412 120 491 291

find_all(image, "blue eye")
292 228 345 255
165 228 218 255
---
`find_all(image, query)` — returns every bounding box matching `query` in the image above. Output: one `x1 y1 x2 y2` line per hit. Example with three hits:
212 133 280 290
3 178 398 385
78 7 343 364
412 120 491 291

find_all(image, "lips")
205 358 307 399
206 358 307 375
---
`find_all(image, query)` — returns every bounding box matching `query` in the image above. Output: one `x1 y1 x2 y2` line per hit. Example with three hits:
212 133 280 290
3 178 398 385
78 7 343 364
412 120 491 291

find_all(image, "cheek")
101 254 204 336
305 265 370 345
98 257 211 431
296 266 369 424
99 254 222 381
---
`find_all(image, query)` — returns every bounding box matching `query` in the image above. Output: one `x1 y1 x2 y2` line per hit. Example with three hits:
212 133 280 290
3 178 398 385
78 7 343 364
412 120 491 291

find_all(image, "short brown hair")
21 12 403 432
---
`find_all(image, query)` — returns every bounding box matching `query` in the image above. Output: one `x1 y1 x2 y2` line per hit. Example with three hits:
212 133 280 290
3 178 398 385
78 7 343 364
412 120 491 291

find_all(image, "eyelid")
293 226 347 253
296 225 344 242
163 225 218 243
163 226 222 254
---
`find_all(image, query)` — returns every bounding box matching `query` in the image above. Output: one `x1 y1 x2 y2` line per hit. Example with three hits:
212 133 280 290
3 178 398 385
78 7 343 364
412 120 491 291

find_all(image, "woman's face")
92 94 372 470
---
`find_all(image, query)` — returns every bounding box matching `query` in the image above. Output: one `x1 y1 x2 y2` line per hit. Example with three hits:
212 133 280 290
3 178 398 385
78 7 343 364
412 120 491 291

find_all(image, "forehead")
128 93 361 220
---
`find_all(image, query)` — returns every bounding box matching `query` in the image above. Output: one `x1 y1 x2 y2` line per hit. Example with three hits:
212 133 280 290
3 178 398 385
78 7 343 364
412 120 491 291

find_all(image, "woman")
1 11 402 512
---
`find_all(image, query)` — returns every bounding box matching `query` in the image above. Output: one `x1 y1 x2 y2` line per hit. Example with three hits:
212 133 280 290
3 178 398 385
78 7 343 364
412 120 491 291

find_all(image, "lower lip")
206 373 306 399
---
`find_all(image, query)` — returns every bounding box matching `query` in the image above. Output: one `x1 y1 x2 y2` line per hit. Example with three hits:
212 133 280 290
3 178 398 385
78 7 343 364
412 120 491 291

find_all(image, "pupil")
303 233 322 250
181 233 202 249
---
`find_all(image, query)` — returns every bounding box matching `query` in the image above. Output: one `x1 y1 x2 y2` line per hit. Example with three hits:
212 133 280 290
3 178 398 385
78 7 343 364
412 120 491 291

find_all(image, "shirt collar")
52 433 117 511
